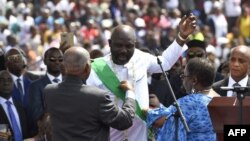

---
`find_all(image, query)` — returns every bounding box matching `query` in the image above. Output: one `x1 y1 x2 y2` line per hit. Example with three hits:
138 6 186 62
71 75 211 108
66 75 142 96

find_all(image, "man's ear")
192 76 197 85
83 63 91 80
108 39 112 48
44 58 48 66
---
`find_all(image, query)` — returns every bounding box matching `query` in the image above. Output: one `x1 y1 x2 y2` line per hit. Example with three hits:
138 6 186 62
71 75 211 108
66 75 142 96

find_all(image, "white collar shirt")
227 75 248 97
10 73 24 95
0 97 22 135
86 40 183 141
47 73 62 84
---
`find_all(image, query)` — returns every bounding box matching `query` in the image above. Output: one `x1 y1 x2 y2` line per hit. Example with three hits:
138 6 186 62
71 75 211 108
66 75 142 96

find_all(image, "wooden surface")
208 97 250 141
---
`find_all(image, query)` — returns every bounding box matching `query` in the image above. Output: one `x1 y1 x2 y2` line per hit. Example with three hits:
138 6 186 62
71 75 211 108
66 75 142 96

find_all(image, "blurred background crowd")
0 0 249 74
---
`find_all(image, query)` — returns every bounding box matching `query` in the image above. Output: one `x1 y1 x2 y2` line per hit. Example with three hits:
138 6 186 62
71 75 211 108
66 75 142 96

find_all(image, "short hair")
63 47 90 74
186 58 215 88
110 25 136 41
90 49 104 59
44 47 62 60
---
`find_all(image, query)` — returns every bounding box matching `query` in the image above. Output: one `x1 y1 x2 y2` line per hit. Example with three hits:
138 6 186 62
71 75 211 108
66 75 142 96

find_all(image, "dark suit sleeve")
28 82 44 122
14 102 29 139
99 93 136 130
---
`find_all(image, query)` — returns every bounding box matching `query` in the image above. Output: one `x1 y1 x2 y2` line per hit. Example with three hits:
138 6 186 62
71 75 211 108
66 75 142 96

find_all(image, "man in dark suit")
0 70 29 140
28 47 63 136
4 48 34 137
44 47 136 141
213 45 250 96
4 48 31 109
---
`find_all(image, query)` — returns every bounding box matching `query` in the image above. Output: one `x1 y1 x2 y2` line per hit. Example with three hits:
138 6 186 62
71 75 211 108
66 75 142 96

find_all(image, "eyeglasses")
7 54 23 62
180 73 191 79
187 52 204 58
49 58 63 62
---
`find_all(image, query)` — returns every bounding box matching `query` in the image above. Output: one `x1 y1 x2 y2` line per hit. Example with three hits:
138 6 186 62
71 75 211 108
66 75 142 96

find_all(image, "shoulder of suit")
30 76 48 86
83 85 108 96
213 77 228 87
44 83 57 90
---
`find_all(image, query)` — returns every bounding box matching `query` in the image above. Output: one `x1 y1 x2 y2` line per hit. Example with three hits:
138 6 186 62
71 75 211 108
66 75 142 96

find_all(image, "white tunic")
87 40 183 141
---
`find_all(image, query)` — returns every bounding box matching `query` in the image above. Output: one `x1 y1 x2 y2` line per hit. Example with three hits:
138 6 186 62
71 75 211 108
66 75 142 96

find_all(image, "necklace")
197 89 211 94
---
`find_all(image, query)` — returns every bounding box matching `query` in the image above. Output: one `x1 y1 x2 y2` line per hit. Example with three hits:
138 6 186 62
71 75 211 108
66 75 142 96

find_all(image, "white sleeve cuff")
126 90 135 100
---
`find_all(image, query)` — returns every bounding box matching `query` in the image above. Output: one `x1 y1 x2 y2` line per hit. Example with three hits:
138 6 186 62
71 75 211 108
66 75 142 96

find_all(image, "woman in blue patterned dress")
146 58 217 141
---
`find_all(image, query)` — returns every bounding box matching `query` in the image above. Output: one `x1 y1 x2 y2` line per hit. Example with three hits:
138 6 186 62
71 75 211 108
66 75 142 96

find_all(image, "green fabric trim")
91 58 146 121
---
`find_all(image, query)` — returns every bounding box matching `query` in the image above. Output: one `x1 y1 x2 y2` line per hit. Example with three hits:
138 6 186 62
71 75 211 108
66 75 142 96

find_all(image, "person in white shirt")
86 13 197 141
213 45 250 96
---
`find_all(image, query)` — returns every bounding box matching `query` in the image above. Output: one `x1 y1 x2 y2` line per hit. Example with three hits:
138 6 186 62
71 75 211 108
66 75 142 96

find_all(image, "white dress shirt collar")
0 96 22 134
228 75 248 87
227 75 249 97
10 73 24 87
0 96 14 105
47 73 62 83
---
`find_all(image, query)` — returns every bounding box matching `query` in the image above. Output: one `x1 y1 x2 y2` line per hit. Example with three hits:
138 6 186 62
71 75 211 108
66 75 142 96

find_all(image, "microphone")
152 47 160 56
220 86 250 92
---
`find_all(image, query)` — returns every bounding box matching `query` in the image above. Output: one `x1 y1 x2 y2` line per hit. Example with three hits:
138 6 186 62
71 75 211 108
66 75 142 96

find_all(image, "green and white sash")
91 58 146 121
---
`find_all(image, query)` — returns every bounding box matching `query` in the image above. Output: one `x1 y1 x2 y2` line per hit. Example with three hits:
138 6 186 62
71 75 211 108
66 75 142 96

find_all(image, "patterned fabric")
147 93 216 141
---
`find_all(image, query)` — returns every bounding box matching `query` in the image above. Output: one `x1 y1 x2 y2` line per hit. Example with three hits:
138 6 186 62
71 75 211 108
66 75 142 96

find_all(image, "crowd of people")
0 0 250 141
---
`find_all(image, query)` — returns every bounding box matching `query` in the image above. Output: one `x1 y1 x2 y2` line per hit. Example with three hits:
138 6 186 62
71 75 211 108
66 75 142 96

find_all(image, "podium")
208 97 250 141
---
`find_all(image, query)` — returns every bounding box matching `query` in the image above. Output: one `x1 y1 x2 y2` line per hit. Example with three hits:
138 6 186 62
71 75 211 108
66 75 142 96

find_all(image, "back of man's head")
63 47 90 77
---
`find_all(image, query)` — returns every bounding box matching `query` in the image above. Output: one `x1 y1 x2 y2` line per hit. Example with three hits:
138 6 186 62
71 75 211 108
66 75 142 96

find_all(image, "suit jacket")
28 74 51 135
11 77 31 109
212 77 250 96
0 100 29 140
11 76 35 137
24 71 42 81
44 76 136 141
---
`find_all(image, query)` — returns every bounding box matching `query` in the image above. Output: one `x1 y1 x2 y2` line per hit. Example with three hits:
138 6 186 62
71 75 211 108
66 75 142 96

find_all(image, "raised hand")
178 13 197 39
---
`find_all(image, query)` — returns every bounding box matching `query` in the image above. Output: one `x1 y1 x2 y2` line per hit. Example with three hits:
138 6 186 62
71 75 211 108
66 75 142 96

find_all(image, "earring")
191 85 196 94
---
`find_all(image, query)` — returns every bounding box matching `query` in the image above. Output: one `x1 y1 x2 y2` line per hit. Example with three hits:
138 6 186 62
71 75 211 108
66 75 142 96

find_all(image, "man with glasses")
4 48 34 137
185 39 206 61
28 47 63 138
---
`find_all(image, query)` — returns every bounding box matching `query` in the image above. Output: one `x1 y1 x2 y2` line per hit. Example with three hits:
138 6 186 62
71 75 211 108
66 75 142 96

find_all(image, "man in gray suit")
44 47 136 141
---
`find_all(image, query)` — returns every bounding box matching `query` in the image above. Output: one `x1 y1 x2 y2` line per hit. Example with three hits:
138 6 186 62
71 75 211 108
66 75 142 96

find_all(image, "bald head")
63 47 90 75
109 25 136 65
110 25 136 42
231 45 250 61
229 45 250 82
